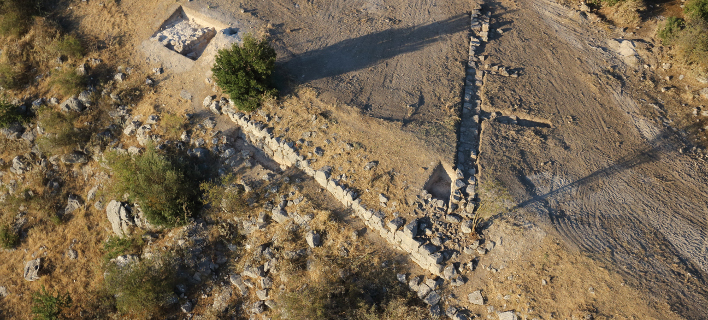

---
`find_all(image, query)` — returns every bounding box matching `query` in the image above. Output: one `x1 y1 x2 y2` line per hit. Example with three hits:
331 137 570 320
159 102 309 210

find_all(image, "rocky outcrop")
23 258 41 281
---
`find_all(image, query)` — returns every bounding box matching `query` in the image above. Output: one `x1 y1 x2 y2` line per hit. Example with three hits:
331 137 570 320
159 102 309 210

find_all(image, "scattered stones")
212 286 232 312
67 249 78 260
10 156 31 175
181 300 193 313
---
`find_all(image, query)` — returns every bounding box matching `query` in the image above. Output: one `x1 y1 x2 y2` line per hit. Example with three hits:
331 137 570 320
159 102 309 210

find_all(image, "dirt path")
477 0 708 317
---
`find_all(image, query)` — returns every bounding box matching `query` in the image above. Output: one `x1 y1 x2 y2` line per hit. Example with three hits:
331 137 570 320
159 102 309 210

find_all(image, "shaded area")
278 14 469 84
512 128 708 318
423 163 452 201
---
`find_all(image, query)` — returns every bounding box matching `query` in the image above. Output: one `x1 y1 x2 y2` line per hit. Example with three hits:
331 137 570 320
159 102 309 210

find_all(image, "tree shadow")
277 14 469 85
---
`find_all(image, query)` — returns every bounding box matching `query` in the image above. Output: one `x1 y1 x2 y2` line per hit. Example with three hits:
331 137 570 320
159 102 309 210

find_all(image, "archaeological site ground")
0 0 707 319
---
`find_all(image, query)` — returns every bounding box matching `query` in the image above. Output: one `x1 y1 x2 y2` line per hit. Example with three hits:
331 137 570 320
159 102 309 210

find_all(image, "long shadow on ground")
512 128 708 318
277 14 469 84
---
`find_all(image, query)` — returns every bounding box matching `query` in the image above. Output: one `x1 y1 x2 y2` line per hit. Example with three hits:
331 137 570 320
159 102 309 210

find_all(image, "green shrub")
103 256 177 317
31 285 72 320
685 0 708 22
50 67 86 96
0 98 27 128
159 112 185 140
658 17 686 43
0 224 19 249
212 34 277 112
105 146 200 227
0 1 32 37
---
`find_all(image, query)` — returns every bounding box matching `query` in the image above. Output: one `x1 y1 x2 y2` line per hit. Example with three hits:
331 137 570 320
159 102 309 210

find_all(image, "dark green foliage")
658 17 685 43
212 35 277 112
685 0 708 22
0 98 27 128
105 146 200 227
103 256 177 317
31 285 72 320
0 224 18 249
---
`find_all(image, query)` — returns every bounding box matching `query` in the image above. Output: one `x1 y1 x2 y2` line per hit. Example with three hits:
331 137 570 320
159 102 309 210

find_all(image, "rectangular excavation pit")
150 6 227 61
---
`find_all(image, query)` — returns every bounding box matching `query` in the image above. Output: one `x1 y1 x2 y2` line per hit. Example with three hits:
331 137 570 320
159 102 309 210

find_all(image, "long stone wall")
225 110 449 275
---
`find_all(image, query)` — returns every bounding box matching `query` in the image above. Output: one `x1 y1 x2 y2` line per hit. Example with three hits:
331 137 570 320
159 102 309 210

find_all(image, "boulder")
606 39 638 66
10 155 30 174
114 73 126 82
105 200 135 236
61 151 88 164
423 290 441 305
498 311 517 320
63 194 83 216
23 258 41 281
110 254 138 268
212 286 232 312
1 123 24 139
67 249 78 260
306 231 322 248
468 290 484 305
0 286 8 297
59 97 85 112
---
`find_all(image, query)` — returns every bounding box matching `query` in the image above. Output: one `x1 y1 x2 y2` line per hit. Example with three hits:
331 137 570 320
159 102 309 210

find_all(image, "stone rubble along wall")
225 109 449 276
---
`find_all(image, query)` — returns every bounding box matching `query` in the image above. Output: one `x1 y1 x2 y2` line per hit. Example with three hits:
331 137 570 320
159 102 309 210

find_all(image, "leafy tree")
212 35 277 112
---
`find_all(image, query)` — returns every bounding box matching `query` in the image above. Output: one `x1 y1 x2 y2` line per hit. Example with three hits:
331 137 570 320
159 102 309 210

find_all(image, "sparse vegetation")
30 285 73 320
103 255 178 318
612 0 645 27
0 224 19 249
657 0 708 77
472 179 513 234
212 34 278 112
50 67 87 96
105 146 201 227
159 112 185 140
35 108 90 155
201 173 248 216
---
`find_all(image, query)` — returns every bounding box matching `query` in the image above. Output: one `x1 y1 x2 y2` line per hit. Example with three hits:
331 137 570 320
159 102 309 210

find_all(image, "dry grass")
612 0 645 27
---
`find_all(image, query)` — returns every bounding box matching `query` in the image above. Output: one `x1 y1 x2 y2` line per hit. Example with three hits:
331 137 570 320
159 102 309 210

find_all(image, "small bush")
36 108 90 155
473 179 513 234
159 112 185 140
105 146 200 227
31 285 72 320
54 34 84 59
212 34 278 112
612 0 645 27
102 235 143 264
0 224 19 249
0 60 25 90
103 256 177 317
674 19 708 75
50 67 86 96
0 1 32 37
0 98 27 128
685 0 708 22
658 17 686 43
